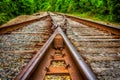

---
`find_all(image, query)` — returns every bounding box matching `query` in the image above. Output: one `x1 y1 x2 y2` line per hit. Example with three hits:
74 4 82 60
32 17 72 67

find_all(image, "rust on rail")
66 15 120 35
0 12 120 80
0 15 50 35
15 12 98 80
15 27 98 80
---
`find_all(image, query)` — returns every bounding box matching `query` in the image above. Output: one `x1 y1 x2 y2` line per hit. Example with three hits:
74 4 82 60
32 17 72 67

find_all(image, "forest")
0 0 120 25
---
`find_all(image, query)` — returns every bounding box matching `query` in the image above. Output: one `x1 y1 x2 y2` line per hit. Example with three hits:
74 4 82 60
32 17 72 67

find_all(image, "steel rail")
66 15 120 35
1 12 119 35
15 12 97 80
0 12 118 79
0 15 49 35
15 27 98 80
47 12 57 27
58 27 98 80
46 12 98 79
53 12 120 35
15 28 59 80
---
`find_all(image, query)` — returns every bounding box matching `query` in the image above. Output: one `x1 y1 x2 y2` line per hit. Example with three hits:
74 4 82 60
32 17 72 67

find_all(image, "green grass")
67 12 107 22
66 12 120 27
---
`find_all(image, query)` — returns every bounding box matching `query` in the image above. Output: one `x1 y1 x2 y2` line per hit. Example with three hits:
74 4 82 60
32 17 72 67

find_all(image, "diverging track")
15 12 97 80
0 12 120 80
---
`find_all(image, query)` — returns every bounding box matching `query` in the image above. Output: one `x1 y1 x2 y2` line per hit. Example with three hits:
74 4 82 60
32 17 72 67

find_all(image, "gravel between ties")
0 18 51 80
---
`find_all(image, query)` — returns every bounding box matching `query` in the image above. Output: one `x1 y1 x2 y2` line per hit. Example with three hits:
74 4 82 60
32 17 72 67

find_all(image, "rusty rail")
0 15 49 35
53 12 120 35
48 12 98 79
66 15 120 35
1 12 119 35
47 12 58 30
15 27 98 80
0 12 119 80
15 28 58 80
58 27 98 80
47 12 57 26
15 12 98 80
48 12 67 34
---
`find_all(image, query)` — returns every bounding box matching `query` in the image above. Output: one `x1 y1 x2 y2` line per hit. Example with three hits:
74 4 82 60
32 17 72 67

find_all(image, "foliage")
0 0 119 25
0 13 10 25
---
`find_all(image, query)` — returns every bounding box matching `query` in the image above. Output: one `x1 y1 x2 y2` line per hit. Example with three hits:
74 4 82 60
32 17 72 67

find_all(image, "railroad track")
65 15 120 80
0 15 52 79
0 12 120 80
14 12 97 80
